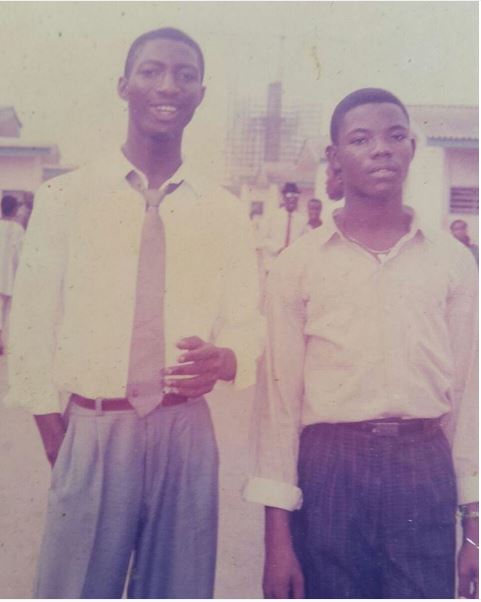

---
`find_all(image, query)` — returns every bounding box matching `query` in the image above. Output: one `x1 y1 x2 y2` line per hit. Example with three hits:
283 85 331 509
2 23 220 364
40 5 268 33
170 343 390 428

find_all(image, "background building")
0 106 73 224
225 88 479 243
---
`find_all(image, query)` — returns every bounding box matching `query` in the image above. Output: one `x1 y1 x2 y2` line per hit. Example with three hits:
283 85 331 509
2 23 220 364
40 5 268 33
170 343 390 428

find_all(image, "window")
449 187 479 215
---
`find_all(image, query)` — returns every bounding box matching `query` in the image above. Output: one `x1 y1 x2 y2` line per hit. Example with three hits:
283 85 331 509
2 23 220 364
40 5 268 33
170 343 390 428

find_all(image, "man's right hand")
264 506 305 598
34 413 66 468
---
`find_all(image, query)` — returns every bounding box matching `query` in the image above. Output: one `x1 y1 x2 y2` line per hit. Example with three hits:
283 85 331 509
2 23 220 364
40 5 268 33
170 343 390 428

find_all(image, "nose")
154 70 180 95
370 136 392 158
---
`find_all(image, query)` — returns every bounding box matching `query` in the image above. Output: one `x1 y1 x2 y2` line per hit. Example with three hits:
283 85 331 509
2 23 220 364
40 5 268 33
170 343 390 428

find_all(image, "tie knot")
126 170 182 210
144 189 164 209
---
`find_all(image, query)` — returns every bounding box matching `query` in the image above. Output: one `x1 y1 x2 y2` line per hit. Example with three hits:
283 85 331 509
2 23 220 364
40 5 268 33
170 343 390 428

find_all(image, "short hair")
330 88 410 144
450 219 468 230
124 27 205 81
282 182 300 195
308 198 322 207
1 195 18 218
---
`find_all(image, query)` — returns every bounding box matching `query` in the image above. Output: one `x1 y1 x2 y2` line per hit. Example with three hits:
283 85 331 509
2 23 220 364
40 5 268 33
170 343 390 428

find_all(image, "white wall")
405 145 448 230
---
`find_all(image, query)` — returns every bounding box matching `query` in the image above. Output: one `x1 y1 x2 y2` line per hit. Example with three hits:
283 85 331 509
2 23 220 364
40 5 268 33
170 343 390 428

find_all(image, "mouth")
369 166 398 176
149 104 180 120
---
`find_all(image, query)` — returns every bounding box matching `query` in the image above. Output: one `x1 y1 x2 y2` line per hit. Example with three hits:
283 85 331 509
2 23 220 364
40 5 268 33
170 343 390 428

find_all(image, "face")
451 222 469 243
308 202 321 221
283 192 299 212
118 38 205 141
328 102 415 202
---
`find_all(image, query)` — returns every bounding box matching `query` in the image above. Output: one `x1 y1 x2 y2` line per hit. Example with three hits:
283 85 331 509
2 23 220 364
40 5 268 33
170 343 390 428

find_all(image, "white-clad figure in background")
262 181 306 273
0 195 25 354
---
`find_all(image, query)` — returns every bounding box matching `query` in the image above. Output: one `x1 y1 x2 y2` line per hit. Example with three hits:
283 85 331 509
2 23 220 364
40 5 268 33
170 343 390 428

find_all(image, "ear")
326 144 341 172
118 76 129 102
409 133 416 160
197 85 206 107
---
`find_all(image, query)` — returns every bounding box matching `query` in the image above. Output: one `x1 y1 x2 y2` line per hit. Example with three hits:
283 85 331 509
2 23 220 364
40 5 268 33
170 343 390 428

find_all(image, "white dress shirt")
244 208 478 510
6 151 262 414
262 208 306 272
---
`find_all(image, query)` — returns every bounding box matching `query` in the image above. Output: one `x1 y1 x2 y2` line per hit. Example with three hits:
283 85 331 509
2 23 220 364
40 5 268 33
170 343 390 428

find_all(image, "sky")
0 1 478 170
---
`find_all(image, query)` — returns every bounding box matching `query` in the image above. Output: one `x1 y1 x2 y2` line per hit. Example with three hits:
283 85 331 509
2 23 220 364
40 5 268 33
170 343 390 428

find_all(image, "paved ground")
0 358 264 598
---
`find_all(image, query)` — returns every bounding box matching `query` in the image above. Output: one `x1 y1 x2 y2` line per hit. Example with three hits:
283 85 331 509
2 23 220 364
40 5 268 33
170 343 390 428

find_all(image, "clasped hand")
163 336 236 397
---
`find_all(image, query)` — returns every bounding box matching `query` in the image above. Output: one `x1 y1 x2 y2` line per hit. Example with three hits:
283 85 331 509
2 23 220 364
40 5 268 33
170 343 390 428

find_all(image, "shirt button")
132 388 139 398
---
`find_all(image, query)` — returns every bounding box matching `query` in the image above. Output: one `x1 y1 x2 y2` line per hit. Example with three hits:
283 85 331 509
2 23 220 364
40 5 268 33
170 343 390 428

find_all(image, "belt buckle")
371 422 400 436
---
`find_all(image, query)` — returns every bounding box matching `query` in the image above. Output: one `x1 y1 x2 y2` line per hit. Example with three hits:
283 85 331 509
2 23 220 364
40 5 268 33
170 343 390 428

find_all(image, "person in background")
245 88 478 599
0 195 25 355
302 198 323 233
7 27 261 598
16 193 34 230
262 182 306 273
450 219 479 266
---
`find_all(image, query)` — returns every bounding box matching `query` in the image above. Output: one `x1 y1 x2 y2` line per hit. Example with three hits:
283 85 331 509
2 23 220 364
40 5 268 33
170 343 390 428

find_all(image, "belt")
71 392 188 412
336 417 441 437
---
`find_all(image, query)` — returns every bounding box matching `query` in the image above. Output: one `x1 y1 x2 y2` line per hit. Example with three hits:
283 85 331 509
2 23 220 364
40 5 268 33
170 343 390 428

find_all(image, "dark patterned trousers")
292 422 457 599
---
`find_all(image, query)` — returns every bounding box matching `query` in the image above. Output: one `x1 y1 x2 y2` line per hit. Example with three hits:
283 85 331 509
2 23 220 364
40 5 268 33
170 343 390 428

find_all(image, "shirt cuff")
243 476 303 511
457 474 479 505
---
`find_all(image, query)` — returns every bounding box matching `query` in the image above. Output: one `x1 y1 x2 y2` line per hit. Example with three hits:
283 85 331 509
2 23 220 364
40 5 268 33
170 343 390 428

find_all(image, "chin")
149 130 176 144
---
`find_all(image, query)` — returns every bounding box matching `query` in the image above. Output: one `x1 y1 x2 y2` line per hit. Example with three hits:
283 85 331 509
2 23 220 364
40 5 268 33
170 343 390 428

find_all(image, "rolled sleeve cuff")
243 476 303 511
457 475 479 505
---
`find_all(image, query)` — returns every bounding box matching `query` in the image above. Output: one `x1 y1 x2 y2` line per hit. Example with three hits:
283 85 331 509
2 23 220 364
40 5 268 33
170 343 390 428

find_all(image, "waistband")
70 392 188 412
319 417 441 437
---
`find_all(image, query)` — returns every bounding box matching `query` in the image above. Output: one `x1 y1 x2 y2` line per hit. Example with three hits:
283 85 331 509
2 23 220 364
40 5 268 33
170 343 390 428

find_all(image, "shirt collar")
103 148 200 195
315 205 434 248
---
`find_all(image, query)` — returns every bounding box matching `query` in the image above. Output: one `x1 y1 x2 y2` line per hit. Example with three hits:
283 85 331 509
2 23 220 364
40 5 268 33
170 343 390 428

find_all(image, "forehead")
340 102 409 135
132 38 201 72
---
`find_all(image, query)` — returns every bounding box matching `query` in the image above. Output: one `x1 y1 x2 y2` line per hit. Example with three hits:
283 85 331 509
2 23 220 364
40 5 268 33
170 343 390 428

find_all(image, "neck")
342 190 405 231
123 124 182 188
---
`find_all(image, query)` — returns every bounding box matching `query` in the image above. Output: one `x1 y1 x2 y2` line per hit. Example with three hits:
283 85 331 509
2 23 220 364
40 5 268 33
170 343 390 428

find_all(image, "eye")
392 132 407 141
351 137 367 145
177 70 197 84
140 68 156 78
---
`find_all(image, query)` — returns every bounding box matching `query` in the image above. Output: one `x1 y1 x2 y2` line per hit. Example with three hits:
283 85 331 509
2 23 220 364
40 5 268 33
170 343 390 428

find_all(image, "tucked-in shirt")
244 208 478 510
6 151 263 414
0 219 24 296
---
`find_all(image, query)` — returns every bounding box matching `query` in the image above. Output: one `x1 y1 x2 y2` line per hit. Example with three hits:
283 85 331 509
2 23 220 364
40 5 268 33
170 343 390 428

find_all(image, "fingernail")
164 368 172 375
178 355 186 362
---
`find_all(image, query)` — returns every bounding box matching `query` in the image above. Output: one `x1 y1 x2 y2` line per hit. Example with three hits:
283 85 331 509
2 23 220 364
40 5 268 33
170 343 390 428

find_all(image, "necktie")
284 211 292 248
125 170 181 416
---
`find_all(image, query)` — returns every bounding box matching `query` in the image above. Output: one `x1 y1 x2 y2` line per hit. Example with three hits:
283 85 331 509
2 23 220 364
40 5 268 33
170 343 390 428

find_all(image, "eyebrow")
346 124 409 136
137 59 199 71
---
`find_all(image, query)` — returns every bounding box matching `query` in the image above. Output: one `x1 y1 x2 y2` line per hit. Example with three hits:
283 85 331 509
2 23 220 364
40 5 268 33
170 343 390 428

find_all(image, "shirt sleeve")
5 181 69 414
211 206 263 390
445 247 478 504
243 248 306 510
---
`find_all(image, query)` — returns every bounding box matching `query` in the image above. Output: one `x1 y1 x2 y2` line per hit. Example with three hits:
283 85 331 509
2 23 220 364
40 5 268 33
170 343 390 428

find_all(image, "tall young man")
7 28 261 598
245 89 478 599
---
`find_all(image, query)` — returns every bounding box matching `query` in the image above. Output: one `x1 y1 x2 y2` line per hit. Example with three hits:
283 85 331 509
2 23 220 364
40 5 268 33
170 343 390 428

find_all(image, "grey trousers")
34 398 219 599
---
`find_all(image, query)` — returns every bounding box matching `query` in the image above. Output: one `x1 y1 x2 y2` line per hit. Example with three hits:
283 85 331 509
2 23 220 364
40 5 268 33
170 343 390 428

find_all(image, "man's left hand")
163 336 237 397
